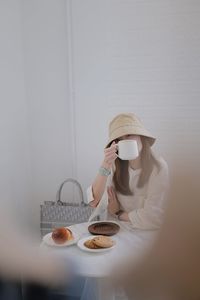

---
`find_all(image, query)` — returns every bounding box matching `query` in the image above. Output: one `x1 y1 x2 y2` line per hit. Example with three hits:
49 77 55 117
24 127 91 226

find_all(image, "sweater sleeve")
128 158 169 230
86 174 113 221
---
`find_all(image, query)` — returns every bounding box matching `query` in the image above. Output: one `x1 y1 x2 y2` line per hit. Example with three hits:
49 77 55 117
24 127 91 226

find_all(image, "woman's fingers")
104 150 117 159
104 156 116 164
90 200 97 208
107 186 120 215
104 154 117 165
104 143 117 154
110 188 115 199
105 146 117 153
110 189 117 202
105 153 117 162
103 143 118 167
107 186 112 197
107 187 117 203
107 187 114 201
105 150 117 157
109 186 114 195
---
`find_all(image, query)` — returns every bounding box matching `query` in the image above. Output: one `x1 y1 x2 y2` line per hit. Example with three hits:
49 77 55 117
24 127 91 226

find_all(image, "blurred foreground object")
0 204 72 287
117 156 200 300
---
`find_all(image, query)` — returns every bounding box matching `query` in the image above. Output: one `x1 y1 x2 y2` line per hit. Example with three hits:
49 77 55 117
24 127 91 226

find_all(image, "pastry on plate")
52 227 73 244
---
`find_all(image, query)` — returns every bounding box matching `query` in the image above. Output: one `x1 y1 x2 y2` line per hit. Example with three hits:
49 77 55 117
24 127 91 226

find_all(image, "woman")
87 113 169 229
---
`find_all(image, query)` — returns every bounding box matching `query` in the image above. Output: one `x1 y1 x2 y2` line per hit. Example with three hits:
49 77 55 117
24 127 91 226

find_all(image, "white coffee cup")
117 140 139 160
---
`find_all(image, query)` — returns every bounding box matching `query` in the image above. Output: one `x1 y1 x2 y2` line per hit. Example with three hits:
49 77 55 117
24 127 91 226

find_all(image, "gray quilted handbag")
40 178 95 237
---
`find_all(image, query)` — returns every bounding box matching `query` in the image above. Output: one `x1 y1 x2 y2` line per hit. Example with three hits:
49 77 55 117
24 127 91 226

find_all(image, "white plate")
77 235 116 253
43 230 80 247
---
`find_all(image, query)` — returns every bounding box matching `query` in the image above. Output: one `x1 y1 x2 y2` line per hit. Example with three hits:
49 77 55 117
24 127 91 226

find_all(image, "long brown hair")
111 137 161 195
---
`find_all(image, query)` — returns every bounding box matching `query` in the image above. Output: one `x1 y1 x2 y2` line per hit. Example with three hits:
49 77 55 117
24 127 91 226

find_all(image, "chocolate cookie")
92 236 114 248
84 239 101 249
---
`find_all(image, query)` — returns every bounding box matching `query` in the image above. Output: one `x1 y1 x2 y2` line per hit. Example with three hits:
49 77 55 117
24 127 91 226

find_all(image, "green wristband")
99 167 111 176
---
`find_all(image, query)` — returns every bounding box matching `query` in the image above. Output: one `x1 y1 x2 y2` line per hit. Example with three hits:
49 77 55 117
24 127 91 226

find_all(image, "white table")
41 221 157 279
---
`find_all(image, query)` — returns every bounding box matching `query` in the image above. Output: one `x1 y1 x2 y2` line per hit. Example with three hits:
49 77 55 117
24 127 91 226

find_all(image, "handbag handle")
56 178 84 205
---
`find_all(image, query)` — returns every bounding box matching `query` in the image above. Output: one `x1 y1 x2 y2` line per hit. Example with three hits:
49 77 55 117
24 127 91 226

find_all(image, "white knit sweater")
87 157 169 230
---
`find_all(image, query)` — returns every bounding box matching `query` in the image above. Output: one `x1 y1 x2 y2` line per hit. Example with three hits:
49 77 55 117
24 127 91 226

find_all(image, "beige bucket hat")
106 113 156 147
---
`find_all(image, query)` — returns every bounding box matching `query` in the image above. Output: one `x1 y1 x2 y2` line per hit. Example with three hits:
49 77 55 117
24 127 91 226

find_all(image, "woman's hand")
89 199 99 208
107 186 120 215
102 142 118 170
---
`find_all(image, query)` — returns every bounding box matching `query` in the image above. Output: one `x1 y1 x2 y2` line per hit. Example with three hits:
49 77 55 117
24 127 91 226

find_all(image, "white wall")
22 0 76 229
0 0 75 233
71 0 200 190
0 0 32 227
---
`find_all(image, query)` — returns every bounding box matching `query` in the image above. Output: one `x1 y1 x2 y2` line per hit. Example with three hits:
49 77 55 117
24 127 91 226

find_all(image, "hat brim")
106 125 156 148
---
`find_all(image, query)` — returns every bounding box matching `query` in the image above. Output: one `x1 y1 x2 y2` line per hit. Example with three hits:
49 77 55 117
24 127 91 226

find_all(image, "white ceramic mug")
117 140 139 160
